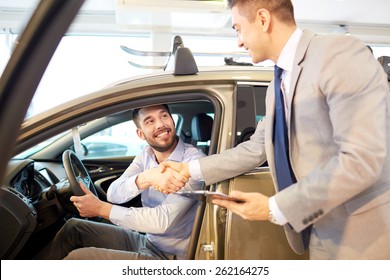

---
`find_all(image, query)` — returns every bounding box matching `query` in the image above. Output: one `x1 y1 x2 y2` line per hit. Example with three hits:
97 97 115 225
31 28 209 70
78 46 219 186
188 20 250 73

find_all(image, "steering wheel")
60 150 98 214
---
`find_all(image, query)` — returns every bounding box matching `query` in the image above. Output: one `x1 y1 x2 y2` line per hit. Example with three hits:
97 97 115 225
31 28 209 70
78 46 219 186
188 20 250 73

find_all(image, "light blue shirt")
107 138 205 259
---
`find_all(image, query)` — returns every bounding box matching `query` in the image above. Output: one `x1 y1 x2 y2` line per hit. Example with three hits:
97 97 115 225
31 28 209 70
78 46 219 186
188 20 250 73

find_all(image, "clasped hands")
153 161 190 194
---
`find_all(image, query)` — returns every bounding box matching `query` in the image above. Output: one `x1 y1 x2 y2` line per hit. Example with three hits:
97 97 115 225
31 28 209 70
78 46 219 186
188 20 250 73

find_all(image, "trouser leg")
48 218 149 259
64 243 168 260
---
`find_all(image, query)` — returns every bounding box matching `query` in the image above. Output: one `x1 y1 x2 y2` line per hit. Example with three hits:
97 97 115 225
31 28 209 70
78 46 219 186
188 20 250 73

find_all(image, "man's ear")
257 8 271 32
136 128 145 140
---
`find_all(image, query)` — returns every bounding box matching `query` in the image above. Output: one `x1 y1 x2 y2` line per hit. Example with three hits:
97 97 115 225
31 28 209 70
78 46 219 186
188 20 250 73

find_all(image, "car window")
194 113 214 147
234 84 267 146
81 114 179 159
254 85 267 121
13 131 68 159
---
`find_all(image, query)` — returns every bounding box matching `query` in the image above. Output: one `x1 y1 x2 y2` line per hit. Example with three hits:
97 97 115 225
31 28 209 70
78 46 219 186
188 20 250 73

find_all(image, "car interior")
0 99 217 259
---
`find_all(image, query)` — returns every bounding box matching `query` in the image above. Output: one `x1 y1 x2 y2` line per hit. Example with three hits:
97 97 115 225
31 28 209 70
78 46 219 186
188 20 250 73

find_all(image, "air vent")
6 187 31 205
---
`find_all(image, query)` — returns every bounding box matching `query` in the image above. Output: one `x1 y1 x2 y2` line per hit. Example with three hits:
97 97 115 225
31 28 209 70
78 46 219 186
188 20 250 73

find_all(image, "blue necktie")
273 65 296 190
273 65 312 248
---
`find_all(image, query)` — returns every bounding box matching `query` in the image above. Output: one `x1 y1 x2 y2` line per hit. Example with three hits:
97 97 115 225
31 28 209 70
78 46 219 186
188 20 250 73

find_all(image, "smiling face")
231 5 271 64
231 1 297 64
135 105 177 154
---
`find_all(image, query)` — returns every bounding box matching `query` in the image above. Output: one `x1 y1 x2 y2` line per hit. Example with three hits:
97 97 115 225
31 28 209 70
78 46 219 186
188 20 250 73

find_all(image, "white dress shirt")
268 28 303 225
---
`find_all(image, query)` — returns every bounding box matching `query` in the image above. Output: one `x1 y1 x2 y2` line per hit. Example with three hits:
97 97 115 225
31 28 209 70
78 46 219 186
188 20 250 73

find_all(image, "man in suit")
160 0 390 259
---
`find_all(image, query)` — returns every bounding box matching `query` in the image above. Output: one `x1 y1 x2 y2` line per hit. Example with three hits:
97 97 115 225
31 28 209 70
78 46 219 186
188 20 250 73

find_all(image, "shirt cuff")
109 205 129 226
188 159 204 181
106 174 140 203
268 196 288 225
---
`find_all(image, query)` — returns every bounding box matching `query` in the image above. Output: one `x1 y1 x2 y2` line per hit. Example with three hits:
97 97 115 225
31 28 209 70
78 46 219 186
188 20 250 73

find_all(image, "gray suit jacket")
199 30 390 259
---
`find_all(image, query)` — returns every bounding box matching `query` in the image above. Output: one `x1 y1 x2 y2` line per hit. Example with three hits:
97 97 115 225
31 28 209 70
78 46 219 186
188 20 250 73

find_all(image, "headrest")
378 56 390 81
191 113 213 142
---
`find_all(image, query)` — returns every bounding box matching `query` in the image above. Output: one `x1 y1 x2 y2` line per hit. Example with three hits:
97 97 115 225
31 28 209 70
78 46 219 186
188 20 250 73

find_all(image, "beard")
147 133 178 153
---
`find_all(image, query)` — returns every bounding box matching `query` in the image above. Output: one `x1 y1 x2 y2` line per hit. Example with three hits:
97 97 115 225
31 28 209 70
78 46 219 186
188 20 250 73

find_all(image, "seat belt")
72 126 84 159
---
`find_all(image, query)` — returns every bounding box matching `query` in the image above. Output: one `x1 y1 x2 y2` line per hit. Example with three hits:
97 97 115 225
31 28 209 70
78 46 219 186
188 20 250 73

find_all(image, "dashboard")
1 155 120 259
0 159 69 259
10 161 52 201
6 159 64 197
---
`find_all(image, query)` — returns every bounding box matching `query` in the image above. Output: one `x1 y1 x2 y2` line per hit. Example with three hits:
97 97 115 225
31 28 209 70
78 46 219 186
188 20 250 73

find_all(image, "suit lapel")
289 30 316 100
287 30 316 136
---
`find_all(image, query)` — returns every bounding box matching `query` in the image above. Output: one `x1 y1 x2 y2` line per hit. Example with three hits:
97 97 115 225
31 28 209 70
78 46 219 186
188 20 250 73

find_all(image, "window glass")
28 35 152 118
234 84 267 146
13 131 68 159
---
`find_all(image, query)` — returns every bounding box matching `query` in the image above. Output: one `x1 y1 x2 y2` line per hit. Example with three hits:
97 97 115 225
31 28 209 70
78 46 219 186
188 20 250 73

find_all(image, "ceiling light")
114 0 230 30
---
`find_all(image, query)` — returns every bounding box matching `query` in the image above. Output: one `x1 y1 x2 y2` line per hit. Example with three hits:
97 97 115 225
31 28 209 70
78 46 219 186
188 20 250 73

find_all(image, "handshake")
153 160 268 222
152 161 191 194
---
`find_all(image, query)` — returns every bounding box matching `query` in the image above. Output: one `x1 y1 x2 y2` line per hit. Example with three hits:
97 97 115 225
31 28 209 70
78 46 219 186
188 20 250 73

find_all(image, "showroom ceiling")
0 0 389 44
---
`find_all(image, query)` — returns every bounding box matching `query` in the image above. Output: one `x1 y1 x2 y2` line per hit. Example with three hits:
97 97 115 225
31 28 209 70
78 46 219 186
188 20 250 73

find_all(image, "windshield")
13 131 69 159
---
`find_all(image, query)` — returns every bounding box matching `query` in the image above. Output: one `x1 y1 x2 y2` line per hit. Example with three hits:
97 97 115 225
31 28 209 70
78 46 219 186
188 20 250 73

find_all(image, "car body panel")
225 171 308 260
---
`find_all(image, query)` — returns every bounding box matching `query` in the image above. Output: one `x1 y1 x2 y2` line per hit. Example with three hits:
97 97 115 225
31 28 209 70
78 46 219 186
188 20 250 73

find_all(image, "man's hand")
212 190 269 221
70 181 112 219
160 161 191 178
136 165 189 194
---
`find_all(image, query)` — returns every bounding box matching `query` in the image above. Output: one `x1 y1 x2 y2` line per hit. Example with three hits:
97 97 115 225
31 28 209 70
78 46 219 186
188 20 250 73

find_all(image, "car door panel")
82 158 132 193
82 157 143 207
225 170 309 260
194 169 309 260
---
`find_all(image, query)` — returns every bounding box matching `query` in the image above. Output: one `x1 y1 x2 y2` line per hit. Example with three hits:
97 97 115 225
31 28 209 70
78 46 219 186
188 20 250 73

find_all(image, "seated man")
48 104 204 260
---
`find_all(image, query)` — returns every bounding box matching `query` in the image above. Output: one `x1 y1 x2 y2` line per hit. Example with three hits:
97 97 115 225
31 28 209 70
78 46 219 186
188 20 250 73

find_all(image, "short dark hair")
132 104 172 128
227 0 295 25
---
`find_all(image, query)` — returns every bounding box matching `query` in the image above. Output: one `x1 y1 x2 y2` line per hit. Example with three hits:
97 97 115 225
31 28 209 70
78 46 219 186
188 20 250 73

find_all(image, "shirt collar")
277 28 303 72
145 137 185 163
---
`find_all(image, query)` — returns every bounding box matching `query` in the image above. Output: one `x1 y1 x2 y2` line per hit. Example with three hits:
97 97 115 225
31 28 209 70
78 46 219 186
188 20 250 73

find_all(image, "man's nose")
155 117 165 128
237 37 244 48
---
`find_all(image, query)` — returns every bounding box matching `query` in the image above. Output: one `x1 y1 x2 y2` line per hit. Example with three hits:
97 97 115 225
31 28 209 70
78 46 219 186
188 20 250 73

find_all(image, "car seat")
378 56 390 90
378 56 390 84
191 113 213 155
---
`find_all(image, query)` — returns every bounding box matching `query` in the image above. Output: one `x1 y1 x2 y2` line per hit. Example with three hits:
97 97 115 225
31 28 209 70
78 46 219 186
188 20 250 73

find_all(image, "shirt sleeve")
106 154 144 204
189 159 204 181
109 178 203 234
268 196 288 225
